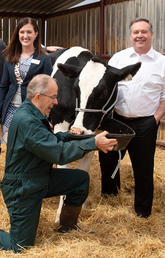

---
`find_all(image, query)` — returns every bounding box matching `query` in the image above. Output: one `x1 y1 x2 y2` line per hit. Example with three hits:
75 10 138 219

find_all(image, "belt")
114 112 152 121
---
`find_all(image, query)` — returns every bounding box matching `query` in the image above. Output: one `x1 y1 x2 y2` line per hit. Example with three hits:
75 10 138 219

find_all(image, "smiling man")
0 74 117 253
130 19 153 54
99 18 165 218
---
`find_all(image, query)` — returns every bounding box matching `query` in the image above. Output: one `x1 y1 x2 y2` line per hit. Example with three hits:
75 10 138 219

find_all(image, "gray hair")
129 18 153 33
27 74 56 100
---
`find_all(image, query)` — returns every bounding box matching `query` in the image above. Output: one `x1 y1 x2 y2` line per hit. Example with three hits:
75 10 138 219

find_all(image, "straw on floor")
0 144 165 258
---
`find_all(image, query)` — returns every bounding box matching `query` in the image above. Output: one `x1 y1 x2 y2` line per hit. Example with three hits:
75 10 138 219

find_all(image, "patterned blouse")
11 55 33 107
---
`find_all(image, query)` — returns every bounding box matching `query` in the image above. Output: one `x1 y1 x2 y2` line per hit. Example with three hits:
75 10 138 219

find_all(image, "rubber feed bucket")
99 118 135 151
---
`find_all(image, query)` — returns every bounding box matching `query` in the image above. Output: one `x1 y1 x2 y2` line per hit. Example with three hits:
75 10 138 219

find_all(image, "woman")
0 17 52 143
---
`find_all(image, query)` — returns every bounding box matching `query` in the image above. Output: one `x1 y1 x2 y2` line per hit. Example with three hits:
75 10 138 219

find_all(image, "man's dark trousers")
99 113 159 215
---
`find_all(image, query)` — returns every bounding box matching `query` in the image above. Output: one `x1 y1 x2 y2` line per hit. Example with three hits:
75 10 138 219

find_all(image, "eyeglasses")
40 93 57 100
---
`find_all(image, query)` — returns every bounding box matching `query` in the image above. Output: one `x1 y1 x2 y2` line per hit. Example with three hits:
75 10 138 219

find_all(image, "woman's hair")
4 17 47 63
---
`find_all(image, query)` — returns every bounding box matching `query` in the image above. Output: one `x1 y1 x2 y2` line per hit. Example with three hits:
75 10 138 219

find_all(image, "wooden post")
100 0 105 57
41 17 46 46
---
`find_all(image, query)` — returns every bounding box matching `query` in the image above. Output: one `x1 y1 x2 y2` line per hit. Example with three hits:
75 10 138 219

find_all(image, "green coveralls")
0 99 97 252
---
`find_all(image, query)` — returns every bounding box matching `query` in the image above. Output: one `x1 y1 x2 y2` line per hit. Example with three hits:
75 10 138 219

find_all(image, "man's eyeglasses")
40 93 57 100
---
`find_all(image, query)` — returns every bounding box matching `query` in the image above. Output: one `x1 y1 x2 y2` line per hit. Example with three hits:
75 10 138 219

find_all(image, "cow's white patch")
72 60 106 132
54 120 70 133
51 46 89 77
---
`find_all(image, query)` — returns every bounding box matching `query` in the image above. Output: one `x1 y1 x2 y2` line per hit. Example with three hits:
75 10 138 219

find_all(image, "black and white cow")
49 46 141 221
50 46 141 135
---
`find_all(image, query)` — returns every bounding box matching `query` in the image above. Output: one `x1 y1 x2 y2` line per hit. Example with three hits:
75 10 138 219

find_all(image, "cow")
50 46 140 134
49 46 141 221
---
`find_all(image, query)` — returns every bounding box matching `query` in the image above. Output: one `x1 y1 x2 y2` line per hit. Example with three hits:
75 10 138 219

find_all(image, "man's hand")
46 46 63 52
95 131 117 153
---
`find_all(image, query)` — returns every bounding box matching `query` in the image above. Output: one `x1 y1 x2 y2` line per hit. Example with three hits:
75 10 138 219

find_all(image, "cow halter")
75 83 120 179
75 83 117 128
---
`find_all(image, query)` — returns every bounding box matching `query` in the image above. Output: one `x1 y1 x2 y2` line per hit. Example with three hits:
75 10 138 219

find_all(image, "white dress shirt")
108 47 165 117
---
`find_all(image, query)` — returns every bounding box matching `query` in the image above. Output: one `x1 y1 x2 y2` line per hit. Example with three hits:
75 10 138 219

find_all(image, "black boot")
58 204 82 233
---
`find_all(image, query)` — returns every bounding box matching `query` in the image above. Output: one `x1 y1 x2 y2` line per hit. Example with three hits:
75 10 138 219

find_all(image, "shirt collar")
129 47 155 59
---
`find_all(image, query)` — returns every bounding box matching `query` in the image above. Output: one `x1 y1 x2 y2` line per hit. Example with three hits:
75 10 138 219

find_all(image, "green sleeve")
24 123 97 165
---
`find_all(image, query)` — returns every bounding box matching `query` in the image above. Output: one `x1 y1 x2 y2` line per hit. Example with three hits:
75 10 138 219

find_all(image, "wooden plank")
3 17 9 44
10 17 17 40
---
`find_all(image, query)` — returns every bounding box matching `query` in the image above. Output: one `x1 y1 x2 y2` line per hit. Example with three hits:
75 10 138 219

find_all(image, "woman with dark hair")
0 17 52 143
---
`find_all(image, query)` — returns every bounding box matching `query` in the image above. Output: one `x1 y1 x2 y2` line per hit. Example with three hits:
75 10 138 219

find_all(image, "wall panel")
46 7 100 55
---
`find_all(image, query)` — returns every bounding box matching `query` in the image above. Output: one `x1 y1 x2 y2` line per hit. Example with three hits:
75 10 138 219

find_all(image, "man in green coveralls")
0 74 117 253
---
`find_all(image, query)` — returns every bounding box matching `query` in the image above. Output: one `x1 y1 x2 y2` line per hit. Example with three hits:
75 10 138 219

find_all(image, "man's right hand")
95 131 117 153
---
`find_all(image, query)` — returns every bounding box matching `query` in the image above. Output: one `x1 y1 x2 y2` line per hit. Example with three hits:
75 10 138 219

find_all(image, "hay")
0 144 165 257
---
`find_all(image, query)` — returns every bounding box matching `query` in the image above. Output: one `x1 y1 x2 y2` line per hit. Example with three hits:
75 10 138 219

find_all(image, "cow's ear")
120 62 141 80
57 63 82 78
108 62 141 81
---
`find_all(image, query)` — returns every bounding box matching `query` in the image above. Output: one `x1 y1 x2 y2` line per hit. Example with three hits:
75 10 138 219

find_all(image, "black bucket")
99 118 135 151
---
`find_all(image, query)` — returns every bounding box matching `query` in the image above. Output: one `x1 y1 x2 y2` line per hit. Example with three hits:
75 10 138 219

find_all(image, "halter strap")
75 83 118 128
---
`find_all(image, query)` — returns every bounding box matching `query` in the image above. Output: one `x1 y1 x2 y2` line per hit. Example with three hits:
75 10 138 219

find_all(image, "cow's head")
57 58 141 134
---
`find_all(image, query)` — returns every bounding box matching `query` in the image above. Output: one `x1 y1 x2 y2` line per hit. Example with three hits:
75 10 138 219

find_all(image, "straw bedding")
0 144 165 257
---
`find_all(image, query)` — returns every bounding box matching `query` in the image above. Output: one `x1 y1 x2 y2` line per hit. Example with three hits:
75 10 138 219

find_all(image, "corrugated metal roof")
0 0 85 17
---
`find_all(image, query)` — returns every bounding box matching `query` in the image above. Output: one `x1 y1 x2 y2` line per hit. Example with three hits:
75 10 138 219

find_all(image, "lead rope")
111 150 121 179
110 112 121 179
